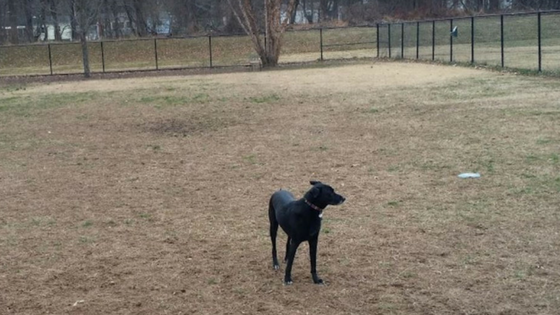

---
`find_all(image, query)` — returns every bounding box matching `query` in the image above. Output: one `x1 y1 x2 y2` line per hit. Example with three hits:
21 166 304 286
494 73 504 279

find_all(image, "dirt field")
1 62 559 314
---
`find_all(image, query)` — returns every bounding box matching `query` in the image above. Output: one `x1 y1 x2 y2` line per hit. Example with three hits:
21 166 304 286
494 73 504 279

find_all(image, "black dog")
268 181 346 285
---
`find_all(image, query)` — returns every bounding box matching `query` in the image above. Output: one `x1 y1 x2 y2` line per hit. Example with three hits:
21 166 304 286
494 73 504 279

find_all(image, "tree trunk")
36 1 47 41
263 0 281 66
24 0 34 42
97 17 104 39
228 0 298 68
8 0 18 44
186 0 199 34
320 0 340 21
80 30 91 78
101 0 111 38
320 0 328 21
488 0 500 12
133 0 147 36
124 4 137 36
0 1 5 44
110 0 121 38
290 0 300 24
332 0 339 20
303 0 314 23
477 0 485 12
70 0 77 41
50 0 62 41
72 0 102 77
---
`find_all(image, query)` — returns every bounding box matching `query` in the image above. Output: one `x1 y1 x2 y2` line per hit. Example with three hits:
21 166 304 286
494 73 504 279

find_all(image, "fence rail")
1 10 559 77
378 10 560 74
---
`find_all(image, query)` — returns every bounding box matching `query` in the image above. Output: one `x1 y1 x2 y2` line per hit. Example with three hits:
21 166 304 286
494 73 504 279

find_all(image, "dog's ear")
310 180 322 186
310 186 320 198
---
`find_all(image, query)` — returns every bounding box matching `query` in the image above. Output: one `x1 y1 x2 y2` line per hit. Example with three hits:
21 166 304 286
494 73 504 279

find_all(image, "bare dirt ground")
1 62 559 314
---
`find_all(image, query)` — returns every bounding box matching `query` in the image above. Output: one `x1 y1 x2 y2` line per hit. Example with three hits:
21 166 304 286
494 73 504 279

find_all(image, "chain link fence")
378 10 560 74
0 27 377 77
1 10 559 77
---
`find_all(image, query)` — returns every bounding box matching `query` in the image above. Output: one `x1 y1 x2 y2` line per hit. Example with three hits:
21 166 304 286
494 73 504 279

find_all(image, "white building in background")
38 22 73 41
0 25 27 39
1 20 73 42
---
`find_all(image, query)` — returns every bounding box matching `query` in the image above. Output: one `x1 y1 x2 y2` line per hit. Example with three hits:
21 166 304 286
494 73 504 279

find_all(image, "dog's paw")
312 273 324 285
284 276 293 285
313 278 324 285
273 264 280 270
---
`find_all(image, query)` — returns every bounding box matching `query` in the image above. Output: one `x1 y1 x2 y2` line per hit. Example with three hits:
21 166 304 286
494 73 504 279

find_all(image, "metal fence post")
208 35 213 68
471 16 475 64
320 28 324 61
154 38 159 70
48 44 53 75
100 41 105 73
388 23 392 58
376 24 380 58
450 19 453 63
432 20 435 61
416 22 420 60
401 23 404 58
500 15 504 68
538 12 542 72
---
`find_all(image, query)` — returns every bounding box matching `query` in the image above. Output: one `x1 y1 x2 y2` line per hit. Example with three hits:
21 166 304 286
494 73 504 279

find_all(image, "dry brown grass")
1 62 560 314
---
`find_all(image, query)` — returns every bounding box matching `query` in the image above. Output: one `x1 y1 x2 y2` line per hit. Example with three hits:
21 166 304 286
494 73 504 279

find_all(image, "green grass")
139 92 212 109
79 236 95 244
247 94 281 104
243 154 258 165
139 213 151 220
365 107 380 114
0 92 97 118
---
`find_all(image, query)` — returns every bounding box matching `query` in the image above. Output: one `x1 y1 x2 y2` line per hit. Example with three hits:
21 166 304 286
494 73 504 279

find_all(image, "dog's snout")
337 196 346 205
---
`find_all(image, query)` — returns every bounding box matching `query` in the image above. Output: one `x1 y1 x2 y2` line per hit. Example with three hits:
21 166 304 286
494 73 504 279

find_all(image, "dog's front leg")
284 237 291 263
284 239 301 285
309 236 323 284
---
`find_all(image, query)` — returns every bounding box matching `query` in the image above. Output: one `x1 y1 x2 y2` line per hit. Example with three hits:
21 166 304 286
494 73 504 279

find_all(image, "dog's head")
305 180 346 209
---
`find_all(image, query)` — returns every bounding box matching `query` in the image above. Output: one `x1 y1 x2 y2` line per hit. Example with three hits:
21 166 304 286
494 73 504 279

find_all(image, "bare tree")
290 0 300 23
320 0 339 21
129 0 148 36
160 0 223 36
68 0 102 77
227 0 298 67
49 0 63 40
0 0 5 44
302 0 315 23
172 0 201 34
7 0 18 44
23 0 35 42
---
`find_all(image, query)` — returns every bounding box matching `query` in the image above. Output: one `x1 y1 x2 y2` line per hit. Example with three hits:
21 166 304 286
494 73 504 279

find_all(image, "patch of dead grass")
1 62 559 314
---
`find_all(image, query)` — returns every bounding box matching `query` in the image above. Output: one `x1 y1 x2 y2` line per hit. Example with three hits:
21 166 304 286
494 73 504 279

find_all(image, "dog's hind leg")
269 198 280 270
284 239 301 285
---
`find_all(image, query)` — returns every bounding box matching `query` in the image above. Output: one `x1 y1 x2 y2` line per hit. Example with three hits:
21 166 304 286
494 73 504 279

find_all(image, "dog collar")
304 199 323 211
